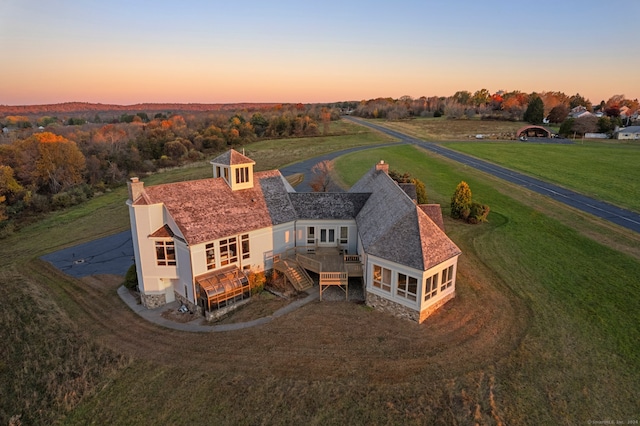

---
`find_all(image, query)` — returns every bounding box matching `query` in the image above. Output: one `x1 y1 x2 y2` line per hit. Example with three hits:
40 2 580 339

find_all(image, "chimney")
375 160 389 175
127 177 144 202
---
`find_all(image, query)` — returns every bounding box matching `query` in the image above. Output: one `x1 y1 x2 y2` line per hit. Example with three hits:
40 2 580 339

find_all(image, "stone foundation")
366 291 456 324
204 298 251 322
419 291 455 323
140 292 166 309
366 292 420 322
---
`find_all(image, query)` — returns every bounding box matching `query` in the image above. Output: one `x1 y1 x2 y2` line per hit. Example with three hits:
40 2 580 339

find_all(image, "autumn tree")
309 160 334 192
472 89 491 107
31 132 86 194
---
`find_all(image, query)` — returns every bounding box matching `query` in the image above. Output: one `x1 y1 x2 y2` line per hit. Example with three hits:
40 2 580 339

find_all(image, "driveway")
41 230 134 278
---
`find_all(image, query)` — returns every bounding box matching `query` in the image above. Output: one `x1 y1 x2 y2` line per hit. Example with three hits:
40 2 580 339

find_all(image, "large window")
241 234 250 260
155 241 176 266
235 166 249 184
219 237 237 265
397 273 418 301
373 265 391 292
424 272 438 301
205 242 216 270
440 265 454 291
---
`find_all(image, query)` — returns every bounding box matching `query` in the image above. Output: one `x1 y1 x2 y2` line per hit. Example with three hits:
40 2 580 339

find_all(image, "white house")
615 126 640 140
127 149 462 323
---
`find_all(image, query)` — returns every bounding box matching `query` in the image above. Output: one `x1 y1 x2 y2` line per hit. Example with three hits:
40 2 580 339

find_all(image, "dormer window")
236 166 249 184
210 149 255 191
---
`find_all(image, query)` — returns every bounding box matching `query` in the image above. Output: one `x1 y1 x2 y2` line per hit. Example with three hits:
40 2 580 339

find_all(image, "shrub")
450 181 472 219
124 264 138 290
247 270 266 295
469 202 490 223
451 181 489 224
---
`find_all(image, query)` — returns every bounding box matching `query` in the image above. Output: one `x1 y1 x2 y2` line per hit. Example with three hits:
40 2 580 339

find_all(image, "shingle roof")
210 149 255 166
289 193 370 220
142 170 296 245
418 204 445 232
350 166 461 270
618 126 640 133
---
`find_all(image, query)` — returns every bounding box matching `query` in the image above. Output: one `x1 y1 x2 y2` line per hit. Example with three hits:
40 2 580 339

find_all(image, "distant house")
127 149 462 323
615 126 640 140
569 106 593 119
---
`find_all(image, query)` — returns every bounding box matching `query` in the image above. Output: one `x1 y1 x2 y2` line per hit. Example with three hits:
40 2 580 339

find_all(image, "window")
440 265 454 291
205 242 216 270
307 227 315 245
223 167 229 182
219 237 237 265
155 241 176 266
235 166 249 184
397 273 418 301
241 234 250 260
373 265 391 292
215 166 221 178
424 273 438 301
339 226 348 245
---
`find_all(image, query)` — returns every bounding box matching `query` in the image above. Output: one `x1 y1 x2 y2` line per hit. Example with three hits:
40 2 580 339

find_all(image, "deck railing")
295 253 323 274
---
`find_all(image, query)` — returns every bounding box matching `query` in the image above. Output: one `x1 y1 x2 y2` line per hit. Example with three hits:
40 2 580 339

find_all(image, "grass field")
442 142 640 212
374 117 524 141
1 120 639 425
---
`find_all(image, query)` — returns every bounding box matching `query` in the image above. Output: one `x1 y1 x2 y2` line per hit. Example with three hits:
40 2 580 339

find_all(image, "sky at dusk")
2 0 638 106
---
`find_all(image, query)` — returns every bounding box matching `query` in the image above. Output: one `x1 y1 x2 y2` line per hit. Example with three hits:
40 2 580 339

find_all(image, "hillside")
0 102 285 115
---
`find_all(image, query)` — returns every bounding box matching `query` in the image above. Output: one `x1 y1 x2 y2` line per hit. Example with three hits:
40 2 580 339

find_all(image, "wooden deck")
282 247 363 301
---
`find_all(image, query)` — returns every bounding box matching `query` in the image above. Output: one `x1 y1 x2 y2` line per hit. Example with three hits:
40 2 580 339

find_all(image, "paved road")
279 142 405 192
343 116 640 234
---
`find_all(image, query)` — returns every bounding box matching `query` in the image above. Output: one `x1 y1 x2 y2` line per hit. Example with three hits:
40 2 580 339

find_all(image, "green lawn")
440 141 640 212
335 144 640 421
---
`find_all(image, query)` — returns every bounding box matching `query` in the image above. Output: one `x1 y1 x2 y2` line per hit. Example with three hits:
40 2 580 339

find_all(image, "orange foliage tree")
28 132 86 193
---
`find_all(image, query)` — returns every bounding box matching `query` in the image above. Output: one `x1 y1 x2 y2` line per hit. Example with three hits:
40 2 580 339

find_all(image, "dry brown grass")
380 117 524 141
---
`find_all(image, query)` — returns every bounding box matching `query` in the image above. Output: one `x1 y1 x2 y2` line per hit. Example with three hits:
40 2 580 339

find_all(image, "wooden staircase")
273 257 314 292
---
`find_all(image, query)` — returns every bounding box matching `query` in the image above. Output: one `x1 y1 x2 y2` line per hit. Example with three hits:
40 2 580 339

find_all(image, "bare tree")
309 160 334 192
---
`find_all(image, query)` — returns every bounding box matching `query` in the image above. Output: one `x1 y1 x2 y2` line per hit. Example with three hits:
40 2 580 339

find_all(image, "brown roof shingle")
142 170 296 245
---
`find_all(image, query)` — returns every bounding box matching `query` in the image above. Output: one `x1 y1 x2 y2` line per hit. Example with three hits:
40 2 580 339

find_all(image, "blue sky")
1 0 638 105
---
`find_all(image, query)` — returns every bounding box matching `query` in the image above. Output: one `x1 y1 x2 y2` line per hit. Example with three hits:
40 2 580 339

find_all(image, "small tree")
451 181 472 220
124 264 138 290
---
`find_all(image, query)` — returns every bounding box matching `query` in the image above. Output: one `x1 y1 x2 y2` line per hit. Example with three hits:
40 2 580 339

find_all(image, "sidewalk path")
117 285 320 333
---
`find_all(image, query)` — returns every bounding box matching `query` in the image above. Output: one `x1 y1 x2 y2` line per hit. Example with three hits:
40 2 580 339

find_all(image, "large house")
127 149 461 323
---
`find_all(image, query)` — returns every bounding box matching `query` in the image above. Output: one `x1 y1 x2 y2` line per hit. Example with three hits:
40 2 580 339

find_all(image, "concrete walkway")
117 285 319 333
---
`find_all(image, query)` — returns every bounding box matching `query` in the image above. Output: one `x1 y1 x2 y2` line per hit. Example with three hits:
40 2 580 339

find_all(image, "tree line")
0 105 340 235
352 91 639 136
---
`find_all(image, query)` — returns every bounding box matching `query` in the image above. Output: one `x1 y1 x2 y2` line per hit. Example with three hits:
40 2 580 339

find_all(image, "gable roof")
141 170 296 245
350 166 461 270
289 192 370 220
